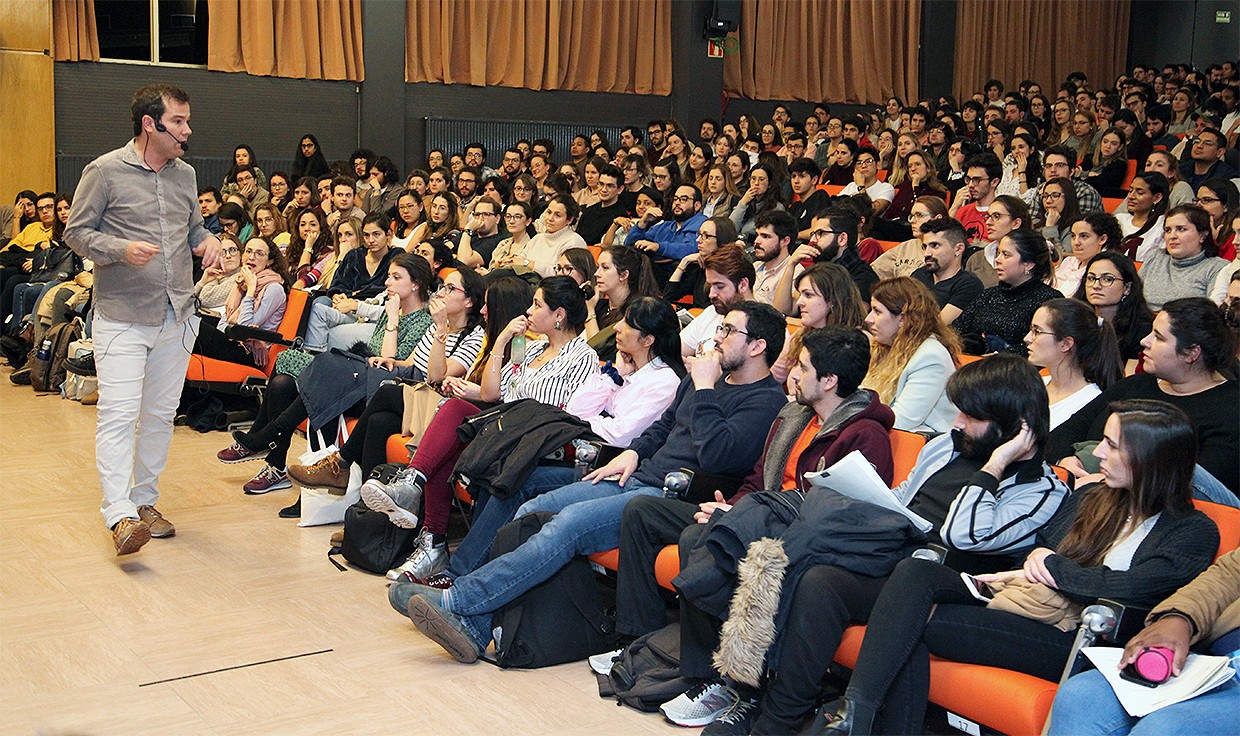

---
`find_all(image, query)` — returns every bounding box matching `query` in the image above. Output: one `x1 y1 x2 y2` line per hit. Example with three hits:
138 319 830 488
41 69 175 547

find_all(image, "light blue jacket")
891 337 957 436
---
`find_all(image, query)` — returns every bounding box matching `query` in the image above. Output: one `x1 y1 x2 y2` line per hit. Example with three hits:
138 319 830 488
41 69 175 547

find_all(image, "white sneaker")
589 648 624 675
660 680 738 727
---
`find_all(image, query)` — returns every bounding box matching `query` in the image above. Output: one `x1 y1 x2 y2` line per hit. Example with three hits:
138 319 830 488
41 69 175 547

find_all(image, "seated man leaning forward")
391 301 791 663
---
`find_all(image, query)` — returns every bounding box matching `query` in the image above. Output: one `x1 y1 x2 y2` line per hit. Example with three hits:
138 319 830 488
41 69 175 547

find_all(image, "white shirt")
1103 513 1161 571
500 336 599 408
840 180 896 204
565 357 682 446
753 256 792 306
1044 376 1102 429
1115 213 1165 262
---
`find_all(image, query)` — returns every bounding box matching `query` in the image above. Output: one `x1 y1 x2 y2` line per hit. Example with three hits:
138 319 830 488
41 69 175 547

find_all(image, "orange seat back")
587 245 602 263
1120 158 1138 191
877 239 901 252
824 184 845 196
1102 197 1124 213
1193 499 1240 561
890 430 925 487
956 353 984 366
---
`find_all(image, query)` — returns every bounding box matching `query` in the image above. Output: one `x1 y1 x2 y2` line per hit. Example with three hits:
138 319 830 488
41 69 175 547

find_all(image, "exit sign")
707 39 724 58
1218 10 1231 23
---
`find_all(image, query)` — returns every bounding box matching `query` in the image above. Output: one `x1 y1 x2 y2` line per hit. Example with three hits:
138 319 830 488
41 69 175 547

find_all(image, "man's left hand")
194 237 222 270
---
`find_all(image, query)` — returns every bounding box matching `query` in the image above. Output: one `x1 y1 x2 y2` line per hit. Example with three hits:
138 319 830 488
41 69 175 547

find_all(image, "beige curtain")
724 0 920 105
406 0 672 95
52 0 99 61
954 0 1130 101
207 0 365 81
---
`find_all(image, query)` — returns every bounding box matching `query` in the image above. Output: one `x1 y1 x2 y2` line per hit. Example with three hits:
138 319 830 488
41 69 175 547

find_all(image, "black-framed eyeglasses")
220 246 240 255
437 283 465 296
808 229 841 240
1084 273 1121 286
553 264 578 275
715 323 752 339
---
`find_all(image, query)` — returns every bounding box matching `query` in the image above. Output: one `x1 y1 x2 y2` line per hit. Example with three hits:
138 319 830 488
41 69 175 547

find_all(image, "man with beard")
679 244 755 356
597 326 897 727
751 209 797 306
394 301 789 665
910 217 984 323
626 184 708 273
778 207 878 310
498 147 524 182
647 119 668 165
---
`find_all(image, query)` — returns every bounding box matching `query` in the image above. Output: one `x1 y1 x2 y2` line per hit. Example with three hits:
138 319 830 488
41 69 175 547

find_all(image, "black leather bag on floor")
487 512 616 669
335 463 417 574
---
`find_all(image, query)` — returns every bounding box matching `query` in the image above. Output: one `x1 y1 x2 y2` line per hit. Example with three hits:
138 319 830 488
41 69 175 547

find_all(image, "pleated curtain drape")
207 0 365 81
52 0 100 62
723 0 921 105
953 0 1131 100
405 0 673 95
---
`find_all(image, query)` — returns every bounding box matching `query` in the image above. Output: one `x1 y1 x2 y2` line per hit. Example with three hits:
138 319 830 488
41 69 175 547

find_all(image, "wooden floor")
0 371 678 736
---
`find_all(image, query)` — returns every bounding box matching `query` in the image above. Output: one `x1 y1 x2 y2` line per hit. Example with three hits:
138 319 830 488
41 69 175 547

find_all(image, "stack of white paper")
1082 646 1236 717
804 450 934 533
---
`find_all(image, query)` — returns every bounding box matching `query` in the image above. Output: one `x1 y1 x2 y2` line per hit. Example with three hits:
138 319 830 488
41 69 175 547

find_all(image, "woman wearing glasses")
1038 177 1084 257
1072 251 1155 372
194 232 244 314
290 134 329 180
489 201 536 273
1194 179 1238 261
1024 298 1124 428
192 235 292 368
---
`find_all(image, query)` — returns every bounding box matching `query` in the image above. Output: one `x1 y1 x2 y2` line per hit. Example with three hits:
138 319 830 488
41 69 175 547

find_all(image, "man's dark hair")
457 165 481 182
787 157 822 179
503 146 522 160
754 209 798 246
1113 109 1139 127
699 117 720 132
984 78 1005 94
919 216 967 245
621 125 643 143
702 243 756 293
233 164 256 179
1146 105 1172 125
131 83 189 137
726 301 787 369
1198 127 1227 149
1005 97 1029 114
350 148 375 166
911 105 931 121
1124 89 1147 104
532 137 555 155
647 119 665 131
1042 145 1077 167
1099 94 1122 113
855 143 879 162
801 325 871 396
598 164 624 186
815 206 858 250
786 131 808 146
964 152 1003 182
465 142 487 160
198 186 221 203
371 155 398 184
948 353 1051 451
676 183 703 205
331 176 357 194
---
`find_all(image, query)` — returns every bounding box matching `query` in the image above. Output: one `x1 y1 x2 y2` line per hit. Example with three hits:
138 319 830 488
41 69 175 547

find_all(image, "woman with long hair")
1082 127 1130 198
391 190 426 251
954 228 1062 355
410 191 463 257
1024 298 1124 428
1039 177 1084 256
759 122 783 152
266 171 291 213
701 164 740 220
285 207 331 282
215 202 254 244
730 164 787 243
252 202 290 254
1072 251 1155 369
772 263 867 383
964 194 1032 288
489 201 537 272
361 276 600 580
523 194 586 278
862 277 962 434
665 131 692 179
290 134 329 180
651 158 682 212
1142 151 1195 209
296 215 360 290
192 236 292 368
194 232 243 313
688 144 712 192
1047 99 1077 148
222 144 267 194
1168 89 1195 135
575 156 608 208
1142 204 1230 310
665 215 737 308
887 133 922 188
283 177 319 220
881 150 948 224
217 253 436 499
820 399 1218 736
1000 132 1043 197
584 245 661 361
1070 112 1099 165
1195 179 1239 261
1114 172 1168 261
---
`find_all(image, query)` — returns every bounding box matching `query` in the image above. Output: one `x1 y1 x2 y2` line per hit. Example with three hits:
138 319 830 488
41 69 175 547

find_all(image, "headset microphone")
154 121 189 152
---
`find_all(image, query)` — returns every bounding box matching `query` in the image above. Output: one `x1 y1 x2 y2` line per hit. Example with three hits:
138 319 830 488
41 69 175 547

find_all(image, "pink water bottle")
1132 646 1175 683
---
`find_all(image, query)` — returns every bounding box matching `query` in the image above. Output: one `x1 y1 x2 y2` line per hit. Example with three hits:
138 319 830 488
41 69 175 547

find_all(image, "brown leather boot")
287 452 350 492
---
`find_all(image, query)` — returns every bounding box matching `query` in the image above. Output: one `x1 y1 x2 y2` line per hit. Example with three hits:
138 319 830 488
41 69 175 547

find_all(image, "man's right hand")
583 449 640 486
125 240 160 266
694 490 733 523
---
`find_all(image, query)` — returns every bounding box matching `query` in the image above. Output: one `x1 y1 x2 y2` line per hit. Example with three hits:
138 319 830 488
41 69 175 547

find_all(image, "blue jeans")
303 296 358 351
1193 465 1239 509
1049 667 1240 735
446 477 662 648
447 465 577 578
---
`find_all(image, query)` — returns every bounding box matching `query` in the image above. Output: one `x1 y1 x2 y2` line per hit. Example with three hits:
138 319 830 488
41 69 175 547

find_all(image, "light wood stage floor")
0 373 678 735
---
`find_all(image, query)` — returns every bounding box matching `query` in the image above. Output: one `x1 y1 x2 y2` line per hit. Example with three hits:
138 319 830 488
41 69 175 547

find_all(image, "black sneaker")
64 353 96 376
701 696 760 736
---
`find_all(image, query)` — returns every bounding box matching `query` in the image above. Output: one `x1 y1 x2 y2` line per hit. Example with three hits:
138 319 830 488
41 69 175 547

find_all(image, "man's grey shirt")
65 140 210 325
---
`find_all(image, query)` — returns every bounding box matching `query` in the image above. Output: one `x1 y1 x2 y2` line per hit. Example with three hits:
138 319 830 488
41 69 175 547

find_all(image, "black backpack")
599 622 694 712
486 512 616 669
332 463 418 574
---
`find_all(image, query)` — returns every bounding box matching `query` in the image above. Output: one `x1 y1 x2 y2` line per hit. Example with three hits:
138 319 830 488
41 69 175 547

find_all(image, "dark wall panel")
54 62 359 192
1127 0 1240 70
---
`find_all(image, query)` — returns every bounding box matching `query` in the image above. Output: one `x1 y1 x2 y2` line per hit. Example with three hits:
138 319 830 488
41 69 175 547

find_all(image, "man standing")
64 84 222 555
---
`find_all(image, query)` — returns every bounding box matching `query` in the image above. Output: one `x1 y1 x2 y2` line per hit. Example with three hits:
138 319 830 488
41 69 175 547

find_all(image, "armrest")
1056 599 1154 686
911 543 948 563
223 323 298 346
662 468 746 505
1094 598 1153 645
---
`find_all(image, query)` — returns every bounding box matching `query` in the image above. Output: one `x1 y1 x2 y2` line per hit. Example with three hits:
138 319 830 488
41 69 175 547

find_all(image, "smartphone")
960 573 995 602
1118 662 1162 688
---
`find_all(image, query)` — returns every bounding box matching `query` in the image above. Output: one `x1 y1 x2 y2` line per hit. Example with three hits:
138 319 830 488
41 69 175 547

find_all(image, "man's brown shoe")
330 530 345 547
112 518 151 555
137 505 176 538
288 452 350 493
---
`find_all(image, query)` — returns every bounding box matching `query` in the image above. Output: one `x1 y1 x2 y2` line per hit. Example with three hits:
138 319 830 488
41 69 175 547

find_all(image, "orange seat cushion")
386 433 413 464
185 356 264 384
655 545 680 590
589 549 620 571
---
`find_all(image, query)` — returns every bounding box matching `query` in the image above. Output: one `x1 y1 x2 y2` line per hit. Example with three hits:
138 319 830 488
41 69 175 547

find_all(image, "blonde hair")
863 277 962 403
